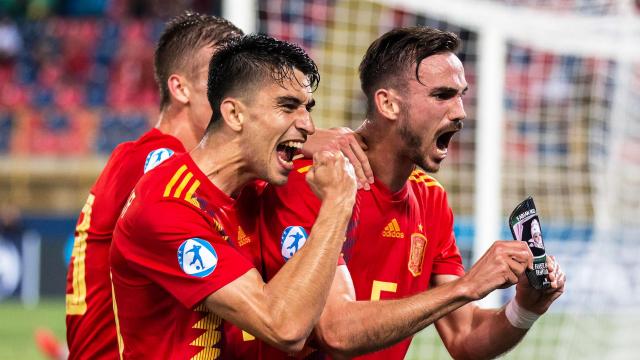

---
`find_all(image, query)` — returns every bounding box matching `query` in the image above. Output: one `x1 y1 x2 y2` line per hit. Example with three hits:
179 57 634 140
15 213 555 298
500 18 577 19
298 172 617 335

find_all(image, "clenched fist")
460 241 533 301
306 150 357 207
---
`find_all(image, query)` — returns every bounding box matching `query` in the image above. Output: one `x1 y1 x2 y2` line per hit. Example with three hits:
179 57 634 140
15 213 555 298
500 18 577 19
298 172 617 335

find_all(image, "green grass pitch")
0 298 66 360
0 298 580 360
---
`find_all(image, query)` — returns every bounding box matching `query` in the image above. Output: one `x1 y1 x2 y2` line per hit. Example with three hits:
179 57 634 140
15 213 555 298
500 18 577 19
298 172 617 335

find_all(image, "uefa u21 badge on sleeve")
178 238 218 278
508 197 551 290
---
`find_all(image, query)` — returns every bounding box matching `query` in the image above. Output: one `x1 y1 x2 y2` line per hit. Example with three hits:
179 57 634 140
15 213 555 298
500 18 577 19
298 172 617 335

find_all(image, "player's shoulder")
408 169 444 189
138 153 203 208
91 139 141 191
407 168 448 202
135 129 186 173
135 128 184 152
106 129 184 174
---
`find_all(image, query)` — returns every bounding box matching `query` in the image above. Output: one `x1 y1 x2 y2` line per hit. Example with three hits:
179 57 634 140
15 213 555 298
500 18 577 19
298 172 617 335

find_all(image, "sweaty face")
241 69 316 185
396 52 467 172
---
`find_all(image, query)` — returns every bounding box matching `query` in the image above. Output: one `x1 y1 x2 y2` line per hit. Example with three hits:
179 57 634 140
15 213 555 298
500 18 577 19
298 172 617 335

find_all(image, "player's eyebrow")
430 86 468 98
276 96 315 111
276 95 303 106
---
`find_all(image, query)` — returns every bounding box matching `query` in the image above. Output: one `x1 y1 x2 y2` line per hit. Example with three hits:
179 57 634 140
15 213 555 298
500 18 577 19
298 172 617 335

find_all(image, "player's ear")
219 98 244 132
167 74 190 105
374 88 400 120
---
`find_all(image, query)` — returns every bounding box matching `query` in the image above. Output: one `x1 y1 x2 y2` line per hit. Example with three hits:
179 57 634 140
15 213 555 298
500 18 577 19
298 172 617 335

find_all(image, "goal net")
255 0 640 358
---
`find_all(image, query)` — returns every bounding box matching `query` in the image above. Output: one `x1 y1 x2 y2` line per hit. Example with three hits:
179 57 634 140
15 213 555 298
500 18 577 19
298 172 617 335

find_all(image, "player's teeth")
293 154 304 160
284 141 303 149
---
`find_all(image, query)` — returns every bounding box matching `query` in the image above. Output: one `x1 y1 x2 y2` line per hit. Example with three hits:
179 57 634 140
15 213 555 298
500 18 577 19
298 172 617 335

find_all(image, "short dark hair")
206 34 320 132
359 26 460 116
155 11 243 110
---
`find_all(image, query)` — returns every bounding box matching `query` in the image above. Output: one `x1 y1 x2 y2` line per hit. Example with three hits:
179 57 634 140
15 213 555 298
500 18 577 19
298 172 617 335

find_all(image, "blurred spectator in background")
0 16 22 66
0 202 24 244
0 203 23 302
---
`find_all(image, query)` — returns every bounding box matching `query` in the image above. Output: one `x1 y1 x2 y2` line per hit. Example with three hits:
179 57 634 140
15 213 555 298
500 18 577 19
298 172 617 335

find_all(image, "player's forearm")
316 278 472 357
443 306 527 360
263 200 354 348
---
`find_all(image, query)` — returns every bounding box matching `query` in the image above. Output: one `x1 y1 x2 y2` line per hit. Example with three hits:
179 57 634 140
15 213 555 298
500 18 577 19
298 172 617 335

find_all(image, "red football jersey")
248 158 465 359
110 153 262 359
65 128 185 359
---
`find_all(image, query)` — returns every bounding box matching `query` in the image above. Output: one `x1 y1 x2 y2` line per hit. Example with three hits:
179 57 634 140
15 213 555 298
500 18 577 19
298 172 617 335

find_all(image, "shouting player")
64 12 244 360
110 34 358 358
251 26 565 359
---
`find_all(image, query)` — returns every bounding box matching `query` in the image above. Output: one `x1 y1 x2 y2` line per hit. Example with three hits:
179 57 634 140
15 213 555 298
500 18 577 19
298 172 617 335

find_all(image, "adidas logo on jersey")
237 226 251 247
382 219 404 238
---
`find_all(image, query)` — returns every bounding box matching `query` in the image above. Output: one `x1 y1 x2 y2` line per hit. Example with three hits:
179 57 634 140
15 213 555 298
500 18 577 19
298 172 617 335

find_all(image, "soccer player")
64 12 244 359
110 34 358 359
250 27 565 359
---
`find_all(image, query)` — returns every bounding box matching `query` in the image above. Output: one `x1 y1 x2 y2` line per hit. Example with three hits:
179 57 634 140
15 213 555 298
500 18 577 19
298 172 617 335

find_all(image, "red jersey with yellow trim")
110 153 262 359
65 128 185 359
252 158 464 360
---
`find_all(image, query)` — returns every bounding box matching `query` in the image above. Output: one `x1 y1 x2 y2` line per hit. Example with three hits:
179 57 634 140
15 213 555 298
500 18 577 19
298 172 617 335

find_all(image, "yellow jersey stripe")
409 172 443 189
424 181 444 189
110 272 125 360
191 306 222 359
191 348 220 360
174 172 193 198
164 165 188 197
66 194 94 315
185 179 201 207
297 165 312 174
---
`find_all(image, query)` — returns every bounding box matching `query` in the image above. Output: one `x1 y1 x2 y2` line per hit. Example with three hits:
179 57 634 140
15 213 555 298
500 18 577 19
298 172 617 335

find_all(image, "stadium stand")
0 18 160 156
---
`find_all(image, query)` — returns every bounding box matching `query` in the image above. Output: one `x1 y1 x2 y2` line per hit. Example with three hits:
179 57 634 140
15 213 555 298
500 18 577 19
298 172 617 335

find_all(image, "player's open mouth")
435 121 463 152
276 140 304 168
436 130 457 152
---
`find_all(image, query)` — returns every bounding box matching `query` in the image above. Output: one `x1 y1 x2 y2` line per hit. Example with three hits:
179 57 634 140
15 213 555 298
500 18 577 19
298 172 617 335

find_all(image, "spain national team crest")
281 226 308 261
144 148 175 173
177 238 218 278
408 233 427 277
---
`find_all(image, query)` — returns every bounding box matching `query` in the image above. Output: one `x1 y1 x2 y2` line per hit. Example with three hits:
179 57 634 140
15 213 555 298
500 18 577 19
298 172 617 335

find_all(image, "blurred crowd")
1 0 637 157
0 0 222 156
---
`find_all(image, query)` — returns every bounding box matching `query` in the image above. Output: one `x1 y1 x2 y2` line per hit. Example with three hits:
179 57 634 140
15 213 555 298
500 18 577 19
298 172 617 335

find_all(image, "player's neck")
189 132 255 197
155 107 201 151
357 119 415 193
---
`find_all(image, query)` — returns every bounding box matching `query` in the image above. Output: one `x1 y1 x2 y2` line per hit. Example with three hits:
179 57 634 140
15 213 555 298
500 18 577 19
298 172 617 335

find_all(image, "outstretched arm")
313 240 536 358
314 266 471 358
205 151 358 353
434 255 565 360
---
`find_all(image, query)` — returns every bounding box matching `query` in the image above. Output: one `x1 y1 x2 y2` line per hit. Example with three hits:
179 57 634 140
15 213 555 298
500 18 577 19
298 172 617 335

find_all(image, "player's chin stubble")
398 120 438 173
